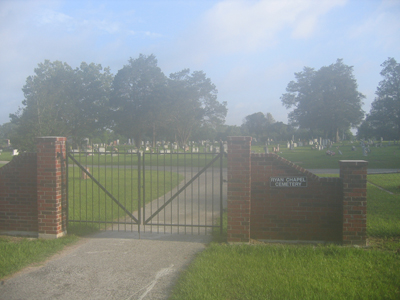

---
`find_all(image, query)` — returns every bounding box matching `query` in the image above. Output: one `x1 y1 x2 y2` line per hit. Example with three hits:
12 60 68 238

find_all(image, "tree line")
7 54 227 151
242 57 399 143
1 56 398 150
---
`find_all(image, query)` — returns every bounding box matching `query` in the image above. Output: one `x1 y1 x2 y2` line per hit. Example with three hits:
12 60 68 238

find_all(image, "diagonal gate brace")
144 152 221 224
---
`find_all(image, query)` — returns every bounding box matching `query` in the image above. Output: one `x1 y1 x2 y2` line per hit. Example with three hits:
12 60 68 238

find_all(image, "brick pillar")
339 160 368 246
36 137 67 239
227 136 252 243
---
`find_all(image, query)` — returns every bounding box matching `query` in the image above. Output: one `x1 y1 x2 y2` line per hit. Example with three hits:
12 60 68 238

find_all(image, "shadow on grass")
67 223 100 237
212 210 227 243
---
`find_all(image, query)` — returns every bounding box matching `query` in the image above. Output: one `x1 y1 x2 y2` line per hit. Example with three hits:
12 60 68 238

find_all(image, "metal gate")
67 143 225 235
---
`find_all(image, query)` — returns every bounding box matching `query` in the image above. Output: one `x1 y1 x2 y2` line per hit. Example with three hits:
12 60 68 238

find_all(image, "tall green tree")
10 60 112 151
110 54 168 148
281 59 365 142
0 122 17 142
358 57 400 140
167 69 227 147
242 112 275 141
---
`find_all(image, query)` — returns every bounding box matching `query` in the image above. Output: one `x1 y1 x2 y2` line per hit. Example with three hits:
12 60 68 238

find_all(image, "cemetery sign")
270 176 307 187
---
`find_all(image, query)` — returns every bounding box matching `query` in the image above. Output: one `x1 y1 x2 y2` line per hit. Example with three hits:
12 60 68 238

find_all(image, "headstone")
12 149 19 156
99 147 105 153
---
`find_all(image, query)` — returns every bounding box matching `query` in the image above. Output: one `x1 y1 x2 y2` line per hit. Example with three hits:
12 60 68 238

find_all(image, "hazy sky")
1 0 399 127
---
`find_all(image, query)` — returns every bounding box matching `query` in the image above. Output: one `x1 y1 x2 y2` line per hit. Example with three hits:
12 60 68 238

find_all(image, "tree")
242 112 267 140
10 60 112 151
242 112 276 142
110 54 168 148
281 59 365 142
358 57 400 140
167 69 227 147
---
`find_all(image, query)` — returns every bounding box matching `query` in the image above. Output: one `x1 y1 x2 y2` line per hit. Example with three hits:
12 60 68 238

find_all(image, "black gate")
67 142 225 235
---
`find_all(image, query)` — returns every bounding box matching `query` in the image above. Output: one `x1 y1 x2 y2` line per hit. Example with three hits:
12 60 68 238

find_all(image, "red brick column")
340 160 368 246
36 137 67 239
227 136 252 243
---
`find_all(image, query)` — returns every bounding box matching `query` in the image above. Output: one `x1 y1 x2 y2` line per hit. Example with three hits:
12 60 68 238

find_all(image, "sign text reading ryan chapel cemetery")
270 176 307 187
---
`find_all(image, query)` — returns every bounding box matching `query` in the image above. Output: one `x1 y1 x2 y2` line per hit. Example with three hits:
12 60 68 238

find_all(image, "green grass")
170 243 400 300
0 151 13 161
0 235 79 279
367 185 400 238
171 173 400 300
368 173 400 194
257 142 400 169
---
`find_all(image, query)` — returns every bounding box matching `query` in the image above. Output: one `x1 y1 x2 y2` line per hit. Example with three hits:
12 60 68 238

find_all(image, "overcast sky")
1 0 399 127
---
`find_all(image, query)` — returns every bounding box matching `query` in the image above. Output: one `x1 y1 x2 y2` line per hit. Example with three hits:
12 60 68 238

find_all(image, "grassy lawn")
253 141 400 169
170 243 399 300
170 173 400 300
0 151 13 161
0 235 79 279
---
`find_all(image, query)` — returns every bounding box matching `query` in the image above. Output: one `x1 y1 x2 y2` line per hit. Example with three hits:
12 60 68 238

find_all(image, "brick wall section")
36 137 67 238
226 137 368 245
340 160 368 246
227 136 252 242
250 154 343 242
0 153 38 235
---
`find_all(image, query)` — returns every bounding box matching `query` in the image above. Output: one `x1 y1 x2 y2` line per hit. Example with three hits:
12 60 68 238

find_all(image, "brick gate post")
36 137 67 239
227 137 252 243
339 160 368 246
